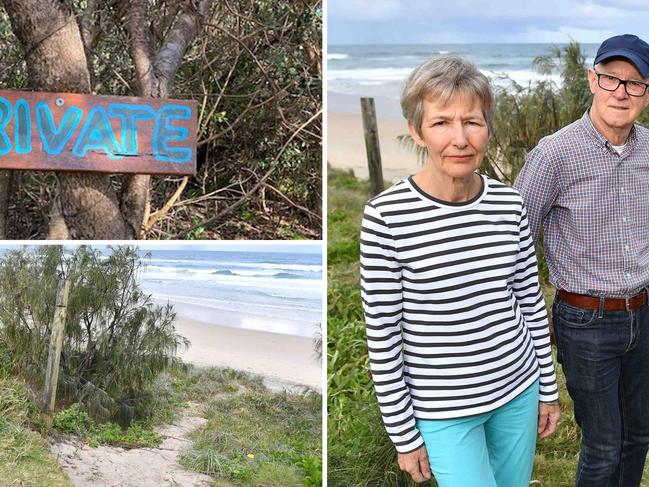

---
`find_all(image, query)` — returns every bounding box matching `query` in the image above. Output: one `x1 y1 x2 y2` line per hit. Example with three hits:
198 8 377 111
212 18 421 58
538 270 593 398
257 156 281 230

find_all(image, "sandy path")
51 405 211 487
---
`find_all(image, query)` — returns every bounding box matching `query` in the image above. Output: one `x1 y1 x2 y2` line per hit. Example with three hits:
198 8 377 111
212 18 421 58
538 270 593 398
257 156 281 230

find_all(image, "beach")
328 107 421 182
174 315 321 391
326 43 602 183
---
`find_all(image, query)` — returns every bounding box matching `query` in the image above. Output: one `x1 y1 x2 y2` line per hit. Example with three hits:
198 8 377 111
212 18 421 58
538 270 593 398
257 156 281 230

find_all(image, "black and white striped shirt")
360 174 558 453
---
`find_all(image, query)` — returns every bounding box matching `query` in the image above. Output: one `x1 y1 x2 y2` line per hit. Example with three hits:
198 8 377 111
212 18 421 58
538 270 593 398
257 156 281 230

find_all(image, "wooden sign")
0 90 197 175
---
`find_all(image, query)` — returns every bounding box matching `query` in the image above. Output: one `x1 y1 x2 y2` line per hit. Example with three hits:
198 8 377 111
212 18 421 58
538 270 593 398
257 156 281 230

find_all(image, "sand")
52 404 213 487
175 316 322 392
327 109 423 183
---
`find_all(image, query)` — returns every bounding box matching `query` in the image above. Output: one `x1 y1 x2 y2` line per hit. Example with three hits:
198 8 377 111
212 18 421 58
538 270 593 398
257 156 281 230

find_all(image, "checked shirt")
514 111 649 297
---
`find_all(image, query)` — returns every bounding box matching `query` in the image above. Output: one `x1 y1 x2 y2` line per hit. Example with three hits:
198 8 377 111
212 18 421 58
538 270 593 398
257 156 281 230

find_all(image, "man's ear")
587 68 598 95
407 121 426 148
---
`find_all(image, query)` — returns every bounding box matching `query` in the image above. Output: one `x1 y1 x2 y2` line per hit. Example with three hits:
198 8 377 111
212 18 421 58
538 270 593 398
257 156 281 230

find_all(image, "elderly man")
514 34 649 487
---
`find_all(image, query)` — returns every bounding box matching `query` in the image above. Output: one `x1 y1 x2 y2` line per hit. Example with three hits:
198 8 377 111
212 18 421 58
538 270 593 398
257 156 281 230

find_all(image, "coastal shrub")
0 246 187 425
53 404 94 436
182 388 322 486
53 403 161 448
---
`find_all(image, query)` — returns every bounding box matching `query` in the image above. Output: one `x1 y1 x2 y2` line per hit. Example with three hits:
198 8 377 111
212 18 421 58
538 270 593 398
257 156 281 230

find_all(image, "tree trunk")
1 0 214 239
2 0 131 239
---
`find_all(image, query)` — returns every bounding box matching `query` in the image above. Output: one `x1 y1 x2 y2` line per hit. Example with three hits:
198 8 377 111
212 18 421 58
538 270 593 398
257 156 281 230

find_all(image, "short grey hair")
401 56 494 137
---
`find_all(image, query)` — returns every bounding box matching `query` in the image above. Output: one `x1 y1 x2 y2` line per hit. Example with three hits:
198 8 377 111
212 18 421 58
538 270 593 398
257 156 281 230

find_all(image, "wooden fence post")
43 276 71 428
360 97 384 196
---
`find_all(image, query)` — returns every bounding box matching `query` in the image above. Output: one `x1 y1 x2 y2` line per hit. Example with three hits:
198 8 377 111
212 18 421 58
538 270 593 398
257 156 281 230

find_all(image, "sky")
328 0 649 45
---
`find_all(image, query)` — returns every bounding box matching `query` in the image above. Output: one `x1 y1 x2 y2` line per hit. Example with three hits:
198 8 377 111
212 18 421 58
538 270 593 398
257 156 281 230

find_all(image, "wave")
212 269 321 280
213 270 235 276
150 292 320 316
141 269 322 291
147 258 320 273
482 69 562 88
328 67 413 82
328 53 349 60
328 67 563 89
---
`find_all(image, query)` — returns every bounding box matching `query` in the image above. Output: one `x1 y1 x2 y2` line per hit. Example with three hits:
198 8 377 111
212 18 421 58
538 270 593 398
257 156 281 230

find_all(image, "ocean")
328 43 599 117
137 248 323 338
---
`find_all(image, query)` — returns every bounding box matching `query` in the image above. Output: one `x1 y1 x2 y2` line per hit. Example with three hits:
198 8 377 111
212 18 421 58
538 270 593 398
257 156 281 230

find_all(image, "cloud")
328 0 649 44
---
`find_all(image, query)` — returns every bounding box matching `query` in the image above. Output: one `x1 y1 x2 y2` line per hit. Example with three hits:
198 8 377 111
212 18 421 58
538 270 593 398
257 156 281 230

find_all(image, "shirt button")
625 245 630 251
621 187 625 193
623 217 627 223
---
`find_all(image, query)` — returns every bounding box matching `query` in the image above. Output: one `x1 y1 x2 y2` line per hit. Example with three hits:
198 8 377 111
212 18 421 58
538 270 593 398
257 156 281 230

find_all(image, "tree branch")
153 0 215 96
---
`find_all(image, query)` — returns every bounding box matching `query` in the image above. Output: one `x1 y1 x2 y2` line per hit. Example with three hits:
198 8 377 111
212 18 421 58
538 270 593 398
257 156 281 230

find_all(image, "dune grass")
177 368 322 487
0 379 71 487
0 364 322 487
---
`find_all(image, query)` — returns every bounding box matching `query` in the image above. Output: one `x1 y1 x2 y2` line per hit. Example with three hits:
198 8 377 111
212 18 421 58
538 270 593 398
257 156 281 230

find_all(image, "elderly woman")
360 55 561 487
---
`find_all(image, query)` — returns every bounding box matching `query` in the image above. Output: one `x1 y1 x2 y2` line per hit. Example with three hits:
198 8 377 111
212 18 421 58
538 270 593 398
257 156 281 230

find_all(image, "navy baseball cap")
594 34 649 78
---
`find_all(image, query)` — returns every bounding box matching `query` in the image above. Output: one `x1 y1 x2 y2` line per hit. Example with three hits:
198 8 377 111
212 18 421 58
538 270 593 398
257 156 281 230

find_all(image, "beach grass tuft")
180 383 322 486
0 380 71 487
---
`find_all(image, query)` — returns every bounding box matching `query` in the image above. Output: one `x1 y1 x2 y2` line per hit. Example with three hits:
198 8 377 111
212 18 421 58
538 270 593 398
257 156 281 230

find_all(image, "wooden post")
360 97 384 196
43 276 71 428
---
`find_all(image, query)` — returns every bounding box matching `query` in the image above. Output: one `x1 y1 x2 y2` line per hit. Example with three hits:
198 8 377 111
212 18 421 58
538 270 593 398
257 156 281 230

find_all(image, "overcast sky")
328 0 649 45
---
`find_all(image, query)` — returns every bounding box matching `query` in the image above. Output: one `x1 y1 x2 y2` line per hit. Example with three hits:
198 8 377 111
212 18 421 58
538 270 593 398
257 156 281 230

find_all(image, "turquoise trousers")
416 380 539 487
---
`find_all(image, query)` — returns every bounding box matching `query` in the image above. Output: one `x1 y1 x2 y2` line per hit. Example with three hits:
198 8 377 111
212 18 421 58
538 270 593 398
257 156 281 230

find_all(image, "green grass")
326 168 649 487
180 381 322 486
53 404 162 448
0 379 71 487
0 364 322 487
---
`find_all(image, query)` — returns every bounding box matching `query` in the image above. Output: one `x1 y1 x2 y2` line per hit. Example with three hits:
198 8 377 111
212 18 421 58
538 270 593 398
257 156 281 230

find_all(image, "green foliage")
326 171 649 486
53 403 162 448
298 456 322 487
53 404 94 436
0 1 322 239
0 380 71 486
181 388 322 486
0 246 187 426
328 169 420 486
91 422 161 448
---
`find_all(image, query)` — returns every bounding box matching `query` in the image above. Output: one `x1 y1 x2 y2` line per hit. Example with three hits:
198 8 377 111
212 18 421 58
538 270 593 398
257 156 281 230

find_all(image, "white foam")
328 67 413 82
328 53 349 60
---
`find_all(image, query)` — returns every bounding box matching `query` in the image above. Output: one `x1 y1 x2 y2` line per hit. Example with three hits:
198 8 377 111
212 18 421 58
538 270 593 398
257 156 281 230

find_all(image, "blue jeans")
553 295 649 487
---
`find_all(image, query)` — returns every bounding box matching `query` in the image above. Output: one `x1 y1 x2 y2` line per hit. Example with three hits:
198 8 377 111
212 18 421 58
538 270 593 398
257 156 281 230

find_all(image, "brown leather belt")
559 289 648 311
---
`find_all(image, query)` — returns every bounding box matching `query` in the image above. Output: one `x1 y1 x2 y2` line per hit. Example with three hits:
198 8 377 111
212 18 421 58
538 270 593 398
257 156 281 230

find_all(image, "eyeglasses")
594 71 649 97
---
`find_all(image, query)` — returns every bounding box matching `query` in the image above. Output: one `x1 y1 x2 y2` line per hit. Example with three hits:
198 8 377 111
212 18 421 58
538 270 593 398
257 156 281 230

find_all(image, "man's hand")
397 445 432 483
538 401 560 438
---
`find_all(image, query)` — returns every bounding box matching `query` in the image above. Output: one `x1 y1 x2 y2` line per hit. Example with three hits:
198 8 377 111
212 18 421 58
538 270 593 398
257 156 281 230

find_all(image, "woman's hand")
538 401 561 438
397 445 432 483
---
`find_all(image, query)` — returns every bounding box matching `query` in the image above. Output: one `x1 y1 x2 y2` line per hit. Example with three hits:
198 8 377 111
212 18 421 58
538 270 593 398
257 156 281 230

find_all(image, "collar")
581 111 637 155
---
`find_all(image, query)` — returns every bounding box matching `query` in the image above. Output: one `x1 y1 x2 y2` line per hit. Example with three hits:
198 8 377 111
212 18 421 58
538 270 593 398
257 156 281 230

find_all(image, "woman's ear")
407 121 426 148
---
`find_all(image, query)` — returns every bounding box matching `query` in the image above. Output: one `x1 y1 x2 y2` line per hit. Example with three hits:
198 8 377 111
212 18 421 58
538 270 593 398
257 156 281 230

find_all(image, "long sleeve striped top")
360 174 558 453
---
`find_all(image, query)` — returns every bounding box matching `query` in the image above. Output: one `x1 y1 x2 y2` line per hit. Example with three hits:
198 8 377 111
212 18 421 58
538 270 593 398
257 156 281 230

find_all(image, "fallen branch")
144 176 189 233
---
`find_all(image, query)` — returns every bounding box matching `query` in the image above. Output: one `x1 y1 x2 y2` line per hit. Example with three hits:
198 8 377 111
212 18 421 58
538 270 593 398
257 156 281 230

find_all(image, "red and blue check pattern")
514 112 649 298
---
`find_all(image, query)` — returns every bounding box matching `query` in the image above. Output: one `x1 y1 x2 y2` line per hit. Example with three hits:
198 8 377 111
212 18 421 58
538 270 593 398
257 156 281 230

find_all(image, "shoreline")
174 316 321 392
